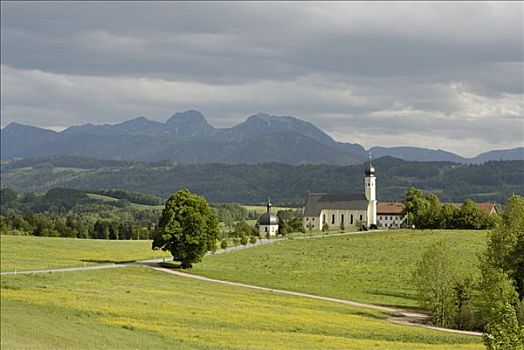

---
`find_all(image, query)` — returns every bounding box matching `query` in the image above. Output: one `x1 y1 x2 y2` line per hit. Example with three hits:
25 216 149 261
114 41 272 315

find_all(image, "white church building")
303 161 378 231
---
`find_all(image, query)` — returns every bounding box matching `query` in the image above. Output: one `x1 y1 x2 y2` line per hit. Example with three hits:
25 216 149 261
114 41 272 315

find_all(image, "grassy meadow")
86 193 164 210
1 267 482 350
192 230 487 308
241 204 295 215
0 235 169 272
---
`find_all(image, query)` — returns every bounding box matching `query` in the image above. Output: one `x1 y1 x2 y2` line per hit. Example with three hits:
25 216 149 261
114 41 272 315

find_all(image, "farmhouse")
302 161 378 231
377 202 406 228
450 202 498 216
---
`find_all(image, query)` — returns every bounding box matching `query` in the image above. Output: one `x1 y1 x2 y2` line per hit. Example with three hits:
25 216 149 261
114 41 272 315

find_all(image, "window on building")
341 214 344 224
323 215 326 223
385 223 388 227
350 214 353 224
359 214 363 221
265 227 268 232
306 218 309 221
390 216 393 220
331 214 335 224
312 218 315 221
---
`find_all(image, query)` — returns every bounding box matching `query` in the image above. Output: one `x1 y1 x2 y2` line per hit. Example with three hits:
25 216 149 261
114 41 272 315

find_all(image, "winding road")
1 231 482 337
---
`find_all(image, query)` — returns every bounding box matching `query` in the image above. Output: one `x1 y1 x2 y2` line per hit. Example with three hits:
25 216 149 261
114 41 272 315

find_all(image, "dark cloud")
1 2 523 157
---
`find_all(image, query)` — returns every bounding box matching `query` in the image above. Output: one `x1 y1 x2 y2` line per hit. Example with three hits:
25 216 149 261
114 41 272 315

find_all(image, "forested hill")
1 156 522 204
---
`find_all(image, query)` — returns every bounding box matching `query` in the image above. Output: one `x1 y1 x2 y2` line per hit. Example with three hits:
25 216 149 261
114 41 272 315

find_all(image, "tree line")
412 194 524 348
402 187 496 229
1 187 304 240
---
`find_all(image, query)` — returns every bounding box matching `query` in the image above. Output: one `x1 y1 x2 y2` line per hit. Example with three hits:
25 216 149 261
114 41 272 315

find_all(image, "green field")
191 230 487 308
1 267 482 350
0 235 169 272
86 193 164 210
241 204 295 215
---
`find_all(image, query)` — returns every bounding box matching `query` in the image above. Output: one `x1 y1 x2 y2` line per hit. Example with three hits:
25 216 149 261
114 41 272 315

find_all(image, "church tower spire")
364 153 377 227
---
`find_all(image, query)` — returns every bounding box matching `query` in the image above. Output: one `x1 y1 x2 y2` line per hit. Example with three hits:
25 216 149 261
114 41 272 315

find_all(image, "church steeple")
364 153 377 227
365 152 375 177
266 197 272 213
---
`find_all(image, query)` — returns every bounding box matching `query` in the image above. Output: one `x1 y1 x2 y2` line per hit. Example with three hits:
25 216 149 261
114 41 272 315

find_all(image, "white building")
377 202 406 228
258 199 279 237
302 161 377 231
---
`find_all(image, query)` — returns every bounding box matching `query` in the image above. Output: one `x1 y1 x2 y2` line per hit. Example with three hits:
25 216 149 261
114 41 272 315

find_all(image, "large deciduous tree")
152 189 219 268
402 187 428 228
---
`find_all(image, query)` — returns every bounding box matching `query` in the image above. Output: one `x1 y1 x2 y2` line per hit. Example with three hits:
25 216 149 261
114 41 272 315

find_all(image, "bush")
322 223 329 232
370 224 378 230
240 235 248 245
249 236 257 244
482 302 524 350
220 240 228 249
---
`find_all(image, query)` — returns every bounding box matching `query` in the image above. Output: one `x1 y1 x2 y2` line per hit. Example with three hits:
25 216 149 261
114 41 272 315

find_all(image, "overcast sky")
1 1 523 157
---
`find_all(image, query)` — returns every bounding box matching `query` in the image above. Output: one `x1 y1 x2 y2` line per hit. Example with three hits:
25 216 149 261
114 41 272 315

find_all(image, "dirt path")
149 266 483 337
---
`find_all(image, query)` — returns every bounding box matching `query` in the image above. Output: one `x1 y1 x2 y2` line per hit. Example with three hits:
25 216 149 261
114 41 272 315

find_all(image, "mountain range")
1 110 522 164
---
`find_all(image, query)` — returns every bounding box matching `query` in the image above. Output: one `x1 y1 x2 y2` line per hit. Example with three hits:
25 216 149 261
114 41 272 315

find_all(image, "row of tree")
412 195 524 348
403 187 496 229
0 212 156 240
1 187 290 241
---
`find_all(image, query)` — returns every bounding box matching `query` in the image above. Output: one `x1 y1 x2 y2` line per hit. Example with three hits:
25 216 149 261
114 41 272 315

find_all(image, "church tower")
364 157 377 227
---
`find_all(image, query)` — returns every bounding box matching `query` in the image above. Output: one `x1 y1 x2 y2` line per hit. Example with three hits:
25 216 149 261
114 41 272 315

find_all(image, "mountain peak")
2 122 57 134
4 122 33 130
166 110 207 124
3 122 24 129
248 112 271 119
116 116 152 127
165 110 214 137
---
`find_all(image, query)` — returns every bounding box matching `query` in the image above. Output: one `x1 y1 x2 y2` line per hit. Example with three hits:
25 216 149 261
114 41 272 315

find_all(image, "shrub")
220 240 228 249
482 302 524 350
240 235 248 245
249 236 257 244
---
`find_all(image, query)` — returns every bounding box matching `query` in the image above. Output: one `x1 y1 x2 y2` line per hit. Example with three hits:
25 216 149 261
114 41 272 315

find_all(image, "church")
302 161 379 231
302 160 498 231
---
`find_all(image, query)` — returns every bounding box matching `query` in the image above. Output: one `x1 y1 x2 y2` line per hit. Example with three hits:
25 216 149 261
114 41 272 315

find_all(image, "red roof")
377 201 497 215
449 202 497 215
377 202 404 215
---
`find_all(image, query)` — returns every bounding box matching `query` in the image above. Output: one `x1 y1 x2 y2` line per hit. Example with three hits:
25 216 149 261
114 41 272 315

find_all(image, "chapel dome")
259 212 279 225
